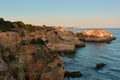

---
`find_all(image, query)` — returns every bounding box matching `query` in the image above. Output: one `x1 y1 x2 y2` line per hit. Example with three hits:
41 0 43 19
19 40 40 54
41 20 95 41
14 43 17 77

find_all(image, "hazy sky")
0 0 120 28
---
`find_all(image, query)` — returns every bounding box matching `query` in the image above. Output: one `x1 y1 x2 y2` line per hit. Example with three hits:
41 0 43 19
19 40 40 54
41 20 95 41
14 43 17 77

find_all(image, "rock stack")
76 29 116 42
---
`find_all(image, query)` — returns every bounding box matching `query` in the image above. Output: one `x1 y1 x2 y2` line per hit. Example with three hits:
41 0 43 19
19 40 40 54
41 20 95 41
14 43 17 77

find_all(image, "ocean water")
63 28 120 80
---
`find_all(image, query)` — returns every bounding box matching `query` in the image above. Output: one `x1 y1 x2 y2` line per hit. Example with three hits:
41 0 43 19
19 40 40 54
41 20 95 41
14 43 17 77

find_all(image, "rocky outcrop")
0 30 65 80
18 45 64 80
95 63 106 69
20 26 85 53
45 29 85 53
76 29 116 42
57 30 85 47
0 18 66 80
0 44 24 80
0 43 65 80
0 18 86 80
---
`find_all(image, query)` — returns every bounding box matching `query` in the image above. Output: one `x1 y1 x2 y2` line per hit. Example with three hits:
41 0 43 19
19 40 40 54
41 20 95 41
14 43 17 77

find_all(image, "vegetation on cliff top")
0 18 40 32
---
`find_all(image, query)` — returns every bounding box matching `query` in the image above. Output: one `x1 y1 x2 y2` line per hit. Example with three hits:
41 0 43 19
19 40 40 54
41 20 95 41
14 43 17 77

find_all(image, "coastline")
0 18 85 80
0 18 116 80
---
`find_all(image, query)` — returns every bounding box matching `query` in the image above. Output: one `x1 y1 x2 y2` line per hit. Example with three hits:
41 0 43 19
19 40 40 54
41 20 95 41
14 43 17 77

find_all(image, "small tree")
30 38 45 45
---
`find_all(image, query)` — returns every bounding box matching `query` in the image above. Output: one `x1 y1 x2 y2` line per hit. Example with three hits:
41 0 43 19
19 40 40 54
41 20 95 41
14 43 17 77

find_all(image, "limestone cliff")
0 18 85 80
0 44 64 80
17 26 85 53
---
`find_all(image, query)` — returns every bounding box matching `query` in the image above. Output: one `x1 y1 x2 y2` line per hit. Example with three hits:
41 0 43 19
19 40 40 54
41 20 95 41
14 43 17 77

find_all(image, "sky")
0 0 120 28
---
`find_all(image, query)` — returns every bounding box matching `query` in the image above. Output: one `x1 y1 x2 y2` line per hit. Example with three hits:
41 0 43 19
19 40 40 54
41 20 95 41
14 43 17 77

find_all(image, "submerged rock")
64 71 83 79
76 29 116 42
96 63 106 69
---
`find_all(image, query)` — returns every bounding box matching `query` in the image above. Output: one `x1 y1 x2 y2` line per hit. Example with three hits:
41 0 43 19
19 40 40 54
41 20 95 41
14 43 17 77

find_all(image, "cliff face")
18 26 85 53
0 18 65 80
0 18 85 80
45 29 85 53
0 45 65 80
0 39 64 80
76 29 116 42
18 45 64 80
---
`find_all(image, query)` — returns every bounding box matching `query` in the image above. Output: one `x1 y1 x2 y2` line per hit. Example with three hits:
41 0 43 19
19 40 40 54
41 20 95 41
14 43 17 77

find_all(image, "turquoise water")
63 28 120 80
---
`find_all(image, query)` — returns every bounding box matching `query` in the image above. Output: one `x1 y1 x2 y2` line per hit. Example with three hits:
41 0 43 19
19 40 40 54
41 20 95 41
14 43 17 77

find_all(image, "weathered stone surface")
13 43 64 80
57 31 85 47
47 43 75 53
0 32 21 46
12 25 85 53
0 32 65 80
77 29 116 42
41 68 65 80
0 18 86 80
0 44 65 80
46 29 85 53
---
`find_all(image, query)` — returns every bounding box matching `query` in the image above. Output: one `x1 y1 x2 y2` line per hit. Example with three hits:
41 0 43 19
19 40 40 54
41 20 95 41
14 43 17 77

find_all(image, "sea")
62 28 120 80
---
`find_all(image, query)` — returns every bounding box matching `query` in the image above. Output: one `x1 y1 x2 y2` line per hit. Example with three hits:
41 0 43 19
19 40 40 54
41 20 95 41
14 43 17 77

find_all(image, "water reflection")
95 43 105 48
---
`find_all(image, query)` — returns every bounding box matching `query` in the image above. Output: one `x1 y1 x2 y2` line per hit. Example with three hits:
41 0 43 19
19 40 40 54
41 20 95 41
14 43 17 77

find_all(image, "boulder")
76 29 116 42
96 63 106 69
64 71 83 79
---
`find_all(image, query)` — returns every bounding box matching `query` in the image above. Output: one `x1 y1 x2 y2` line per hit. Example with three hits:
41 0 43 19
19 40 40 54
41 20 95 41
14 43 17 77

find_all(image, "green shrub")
0 20 13 31
7 54 16 61
13 67 19 80
30 38 45 45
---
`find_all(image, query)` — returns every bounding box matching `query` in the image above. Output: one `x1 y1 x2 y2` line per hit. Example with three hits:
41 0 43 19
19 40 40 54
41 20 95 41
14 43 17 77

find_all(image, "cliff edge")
0 18 85 80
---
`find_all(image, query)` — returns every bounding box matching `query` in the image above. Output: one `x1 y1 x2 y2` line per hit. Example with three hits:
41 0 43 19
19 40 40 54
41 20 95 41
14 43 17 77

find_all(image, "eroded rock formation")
0 18 85 80
76 29 116 42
